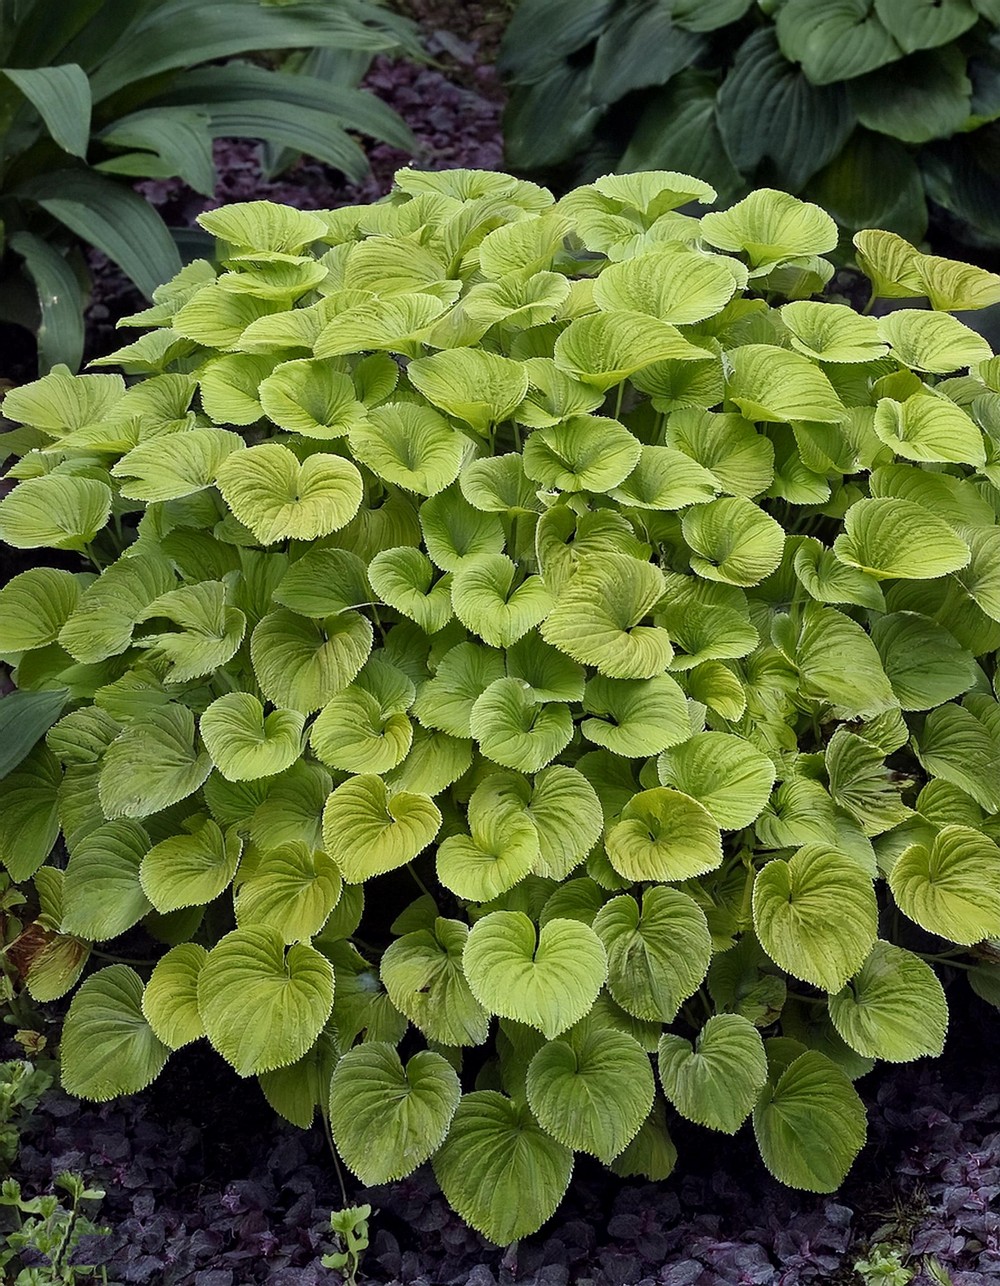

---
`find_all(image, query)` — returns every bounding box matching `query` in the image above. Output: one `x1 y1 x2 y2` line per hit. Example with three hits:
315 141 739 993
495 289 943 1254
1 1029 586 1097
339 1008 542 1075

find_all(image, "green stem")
919 954 977 972
613 380 625 420
322 1106 349 1207
407 863 433 899
90 948 158 967
82 542 105 572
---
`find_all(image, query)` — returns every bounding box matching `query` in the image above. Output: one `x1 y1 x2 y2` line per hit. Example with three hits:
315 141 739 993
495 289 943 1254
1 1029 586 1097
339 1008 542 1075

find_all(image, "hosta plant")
3 171 1000 1244
499 0 1000 250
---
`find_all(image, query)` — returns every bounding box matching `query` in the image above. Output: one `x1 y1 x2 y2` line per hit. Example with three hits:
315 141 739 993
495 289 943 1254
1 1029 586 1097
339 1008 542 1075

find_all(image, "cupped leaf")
658 1014 767 1134
0 746 61 881
527 1026 655 1163
100 705 212 820
369 546 454 634
436 803 540 902
381 917 489 1046
725 344 845 424
665 408 774 499
608 445 718 511
463 911 608 1039
873 394 985 466
139 816 242 913
59 553 176 664
452 553 553 647
523 414 642 494
113 428 246 502
310 687 412 775
753 1050 867 1192
273 548 370 618
412 641 506 738
0 568 81 652
553 310 706 389
251 609 372 714
581 673 690 757
216 442 363 544
433 1091 573 1245
780 301 887 364
470 677 573 773
141 943 209 1050
407 349 529 434
657 733 776 830
235 841 342 943
330 1043 460 1184
829 940 947 1061
200 692 304 781
350 402 467 495
258 359 368 437
606 788 723 883
889 824 1000 945
198 201 326 255
834 498 970 579
792 538 885 612
198 926 334 1076
594 246 738 325
61 966 171 1100
700 188 838 266
878 310 992 375
420 486 506 571
321 774 441 882
0 476 111 550
682 497 785 587
593 886 712 1022
871 613 977 711
752 846 878 992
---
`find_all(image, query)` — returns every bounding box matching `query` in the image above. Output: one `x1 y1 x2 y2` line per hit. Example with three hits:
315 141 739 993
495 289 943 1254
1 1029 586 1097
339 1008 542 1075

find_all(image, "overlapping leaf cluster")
499 0 1000 249
2 169 1000 1244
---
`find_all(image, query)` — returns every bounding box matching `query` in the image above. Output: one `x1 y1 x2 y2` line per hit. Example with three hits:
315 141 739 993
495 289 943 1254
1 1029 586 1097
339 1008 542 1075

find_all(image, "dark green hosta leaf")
873 0 978 54
61 966 171 1101
849 46 972 146
527 1026 655 1163
753 1049 867 1191
198 926 334 1076
330 1043 460 1184
0 687 69 781
658 1014 767 1134
752 845 878 992
829 940 947 1061
775 0 902 85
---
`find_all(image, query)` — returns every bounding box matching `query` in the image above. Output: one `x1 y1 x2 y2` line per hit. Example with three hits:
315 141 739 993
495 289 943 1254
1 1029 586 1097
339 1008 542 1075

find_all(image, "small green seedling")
322 1203 371 1286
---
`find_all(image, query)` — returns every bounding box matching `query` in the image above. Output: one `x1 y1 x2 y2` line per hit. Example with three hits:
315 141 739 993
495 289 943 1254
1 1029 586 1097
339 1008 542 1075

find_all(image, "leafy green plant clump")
3 170 1000 1244
499 0 1000 249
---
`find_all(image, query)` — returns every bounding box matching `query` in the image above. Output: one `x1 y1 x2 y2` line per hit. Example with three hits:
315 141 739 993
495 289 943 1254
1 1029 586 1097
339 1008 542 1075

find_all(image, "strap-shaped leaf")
433 1091 573 1245
62 820 151 941
10 231 85 373
829 940 947 1061
61 965 171 1100
330 1043 460 1184
606 787 723 883
463 911 608 1039
100 705 212 820
593 886 712 1022
753 846 878 991
380 917 489 1046
527 1026 654 1162
139 816 242 912
658 1014 767 1133
3 63 91 155
200 692 304 781
235 841 342 943
198 925 334 1076
0 745 61 881
753 1049 866 1192
321 774 441 882
0 686 69 780
889 824 1000 945
141 943 209 1050
216 442 363 544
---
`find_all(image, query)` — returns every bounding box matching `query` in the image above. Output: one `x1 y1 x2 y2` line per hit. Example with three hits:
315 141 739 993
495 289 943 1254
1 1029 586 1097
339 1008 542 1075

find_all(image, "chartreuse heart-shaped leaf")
197 354 275 425
216 443 363 544
451 553 553 647
523 414 642 494
329 1043 460 1184
420 486 505 570
235 841 342 943
139 816 242 913
0 475 111 550
433 1091 573 1245
0 567 81 652
470 766 604 881
657 733 776 830
515 358 605 428
825 729 912 836
250 609 372 714
311 688 411 775
829 940 947 1062
250 760 329 852
581 674 690 757
2 364 124 431
658 1014 767 1134
412 642 505 737
460 453 540 515
383 725 473 797
834 498 970 579
436 796 540 902
112 429 245 502
608 445 718 511
541 554 671 679
314 293 448 358
100 705 212 820
777 602 898 719
593 886 712 1022
274 548 370 619
912 702 1000 813
853 230 924 300
873 394 985 466
198 201 326 257
350 402 468 496
878 311 993 374
258 359 368 438
780 302 887 364
609 1095 676 1182
321 774 441 882
59 553 175 664
380 917 489 1046
135 581 246 684
407 349 529 434
258 1030 338 1129
61 965 171 1100
889 824 1000 945
753 846 878 992
792 538 885 612
369 547 454 634
874 614 977 713
463 911 607 1039
198 926 334 1076
527 1025 655 1163
606 788 723 883
700 188 838 267
62 820 151 941
200 693 304 781
753 1049 866 1192
682 497 785 586
725 345 845 424
505 634 586 705
594 246 738 325
553 311 707 389
141 943 209 1050
665 409 774 499
470 677 573 773
0 746 61 881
